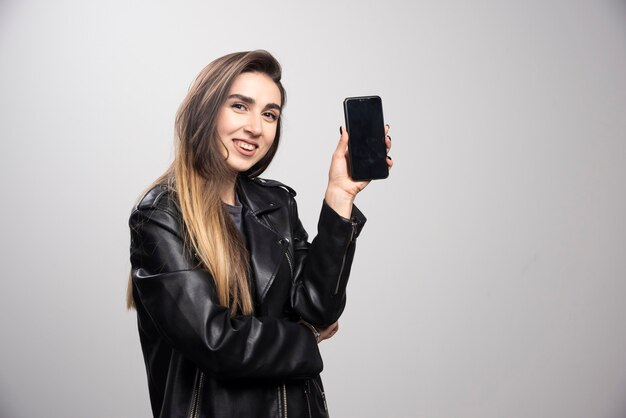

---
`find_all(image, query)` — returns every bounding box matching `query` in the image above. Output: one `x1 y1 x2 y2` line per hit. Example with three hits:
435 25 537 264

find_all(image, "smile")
234 139 258 150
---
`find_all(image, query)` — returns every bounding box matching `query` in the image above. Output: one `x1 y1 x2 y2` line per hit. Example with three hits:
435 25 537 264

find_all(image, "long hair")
127 50 286 315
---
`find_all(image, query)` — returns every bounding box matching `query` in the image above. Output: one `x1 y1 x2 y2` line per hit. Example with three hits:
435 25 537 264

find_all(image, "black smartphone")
343 95 388 181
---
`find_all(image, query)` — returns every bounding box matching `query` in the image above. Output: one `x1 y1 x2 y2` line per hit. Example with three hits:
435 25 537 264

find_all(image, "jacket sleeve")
129 204 323 381
290 199 367 327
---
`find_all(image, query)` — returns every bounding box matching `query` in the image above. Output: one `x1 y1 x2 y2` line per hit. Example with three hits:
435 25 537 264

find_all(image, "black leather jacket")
129 175 366 418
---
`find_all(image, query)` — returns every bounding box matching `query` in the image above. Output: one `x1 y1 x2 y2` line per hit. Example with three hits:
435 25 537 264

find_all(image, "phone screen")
343 96 388 181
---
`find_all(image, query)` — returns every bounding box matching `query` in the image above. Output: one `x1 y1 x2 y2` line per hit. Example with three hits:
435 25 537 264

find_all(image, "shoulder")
130 183 182 229
134 184 179 212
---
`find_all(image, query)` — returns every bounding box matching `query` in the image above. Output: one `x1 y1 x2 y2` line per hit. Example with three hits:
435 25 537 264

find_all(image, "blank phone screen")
344 96 388 181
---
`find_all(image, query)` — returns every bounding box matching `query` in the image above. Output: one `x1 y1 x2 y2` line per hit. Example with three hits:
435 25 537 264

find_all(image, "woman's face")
216 72 282 173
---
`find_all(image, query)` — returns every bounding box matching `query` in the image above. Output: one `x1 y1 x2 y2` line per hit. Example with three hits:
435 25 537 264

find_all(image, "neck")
220 175 237 206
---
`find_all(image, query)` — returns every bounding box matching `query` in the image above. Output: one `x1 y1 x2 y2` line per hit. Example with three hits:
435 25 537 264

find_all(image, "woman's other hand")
317 321 339 343
300 320 339 344
324 125 393 218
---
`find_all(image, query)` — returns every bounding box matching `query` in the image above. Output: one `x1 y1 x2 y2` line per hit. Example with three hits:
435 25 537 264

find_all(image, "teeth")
236 140 255 151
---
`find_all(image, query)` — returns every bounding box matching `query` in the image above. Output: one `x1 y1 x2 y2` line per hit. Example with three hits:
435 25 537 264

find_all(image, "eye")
231 102 247 111
263 111 278 122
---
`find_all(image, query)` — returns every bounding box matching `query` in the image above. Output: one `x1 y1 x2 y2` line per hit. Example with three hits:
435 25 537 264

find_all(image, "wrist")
324 187 354 219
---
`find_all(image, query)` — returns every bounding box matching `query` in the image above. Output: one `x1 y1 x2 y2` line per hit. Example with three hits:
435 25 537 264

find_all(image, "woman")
128 50 392 418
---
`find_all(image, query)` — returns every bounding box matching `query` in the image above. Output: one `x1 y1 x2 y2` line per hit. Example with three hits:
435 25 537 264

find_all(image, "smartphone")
343 95 388 181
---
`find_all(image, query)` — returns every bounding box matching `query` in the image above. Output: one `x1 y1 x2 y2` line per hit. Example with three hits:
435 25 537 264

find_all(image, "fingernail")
339 126 343 135
386 135 391 141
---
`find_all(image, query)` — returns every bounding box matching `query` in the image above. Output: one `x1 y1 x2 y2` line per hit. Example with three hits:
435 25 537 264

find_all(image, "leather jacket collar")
236 176 295 304
237 175 295 215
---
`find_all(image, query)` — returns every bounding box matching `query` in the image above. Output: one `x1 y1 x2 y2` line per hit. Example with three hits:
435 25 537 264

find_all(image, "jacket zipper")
311 378 328 412
304 380 313 418
279 383 288 418
188 370 205 418
284 247 294 279
334 220 358 295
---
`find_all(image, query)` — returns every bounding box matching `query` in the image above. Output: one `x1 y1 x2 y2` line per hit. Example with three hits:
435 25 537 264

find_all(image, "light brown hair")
128 50 286 315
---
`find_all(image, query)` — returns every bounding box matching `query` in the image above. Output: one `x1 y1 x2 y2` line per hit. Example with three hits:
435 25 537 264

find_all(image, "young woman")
128 50 392 418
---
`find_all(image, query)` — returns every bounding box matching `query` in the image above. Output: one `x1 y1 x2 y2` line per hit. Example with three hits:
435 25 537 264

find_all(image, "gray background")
1 0 625 417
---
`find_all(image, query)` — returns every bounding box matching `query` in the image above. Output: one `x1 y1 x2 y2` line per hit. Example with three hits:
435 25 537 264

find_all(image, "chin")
226 159 257 173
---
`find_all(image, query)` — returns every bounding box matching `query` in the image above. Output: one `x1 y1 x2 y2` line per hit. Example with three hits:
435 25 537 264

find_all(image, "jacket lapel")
237 177 287 304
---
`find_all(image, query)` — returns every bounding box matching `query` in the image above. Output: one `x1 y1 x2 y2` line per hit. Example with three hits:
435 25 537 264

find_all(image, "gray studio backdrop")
1 0 625 417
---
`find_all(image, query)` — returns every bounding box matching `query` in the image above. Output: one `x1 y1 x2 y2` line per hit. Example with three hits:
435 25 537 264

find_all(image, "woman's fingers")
335 126 349 157
385 124 393 169
328 322 339 338
319 321 340 342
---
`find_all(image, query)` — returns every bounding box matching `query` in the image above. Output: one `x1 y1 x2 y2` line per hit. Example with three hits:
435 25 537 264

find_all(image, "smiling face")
216 71 282 173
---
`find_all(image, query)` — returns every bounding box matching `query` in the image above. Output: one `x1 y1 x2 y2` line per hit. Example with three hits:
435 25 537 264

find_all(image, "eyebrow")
227 94 282 112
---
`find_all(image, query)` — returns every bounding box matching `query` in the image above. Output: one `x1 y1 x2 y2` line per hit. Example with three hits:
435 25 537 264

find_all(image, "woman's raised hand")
324 125 393 218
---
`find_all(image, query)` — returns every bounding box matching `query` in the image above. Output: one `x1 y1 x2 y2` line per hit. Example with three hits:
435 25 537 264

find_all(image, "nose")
244 113 262 137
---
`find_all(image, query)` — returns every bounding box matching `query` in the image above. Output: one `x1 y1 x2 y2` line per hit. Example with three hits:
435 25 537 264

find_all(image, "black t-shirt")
224 201 245 240
224 198 256 301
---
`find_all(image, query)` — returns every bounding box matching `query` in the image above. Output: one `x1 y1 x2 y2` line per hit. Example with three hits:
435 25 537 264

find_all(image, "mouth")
233 139 258 156
234 139 257 150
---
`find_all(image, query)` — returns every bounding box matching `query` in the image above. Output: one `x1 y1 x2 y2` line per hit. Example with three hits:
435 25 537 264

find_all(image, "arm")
291 126 393 327
290 199 366 327
130 203 322 380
